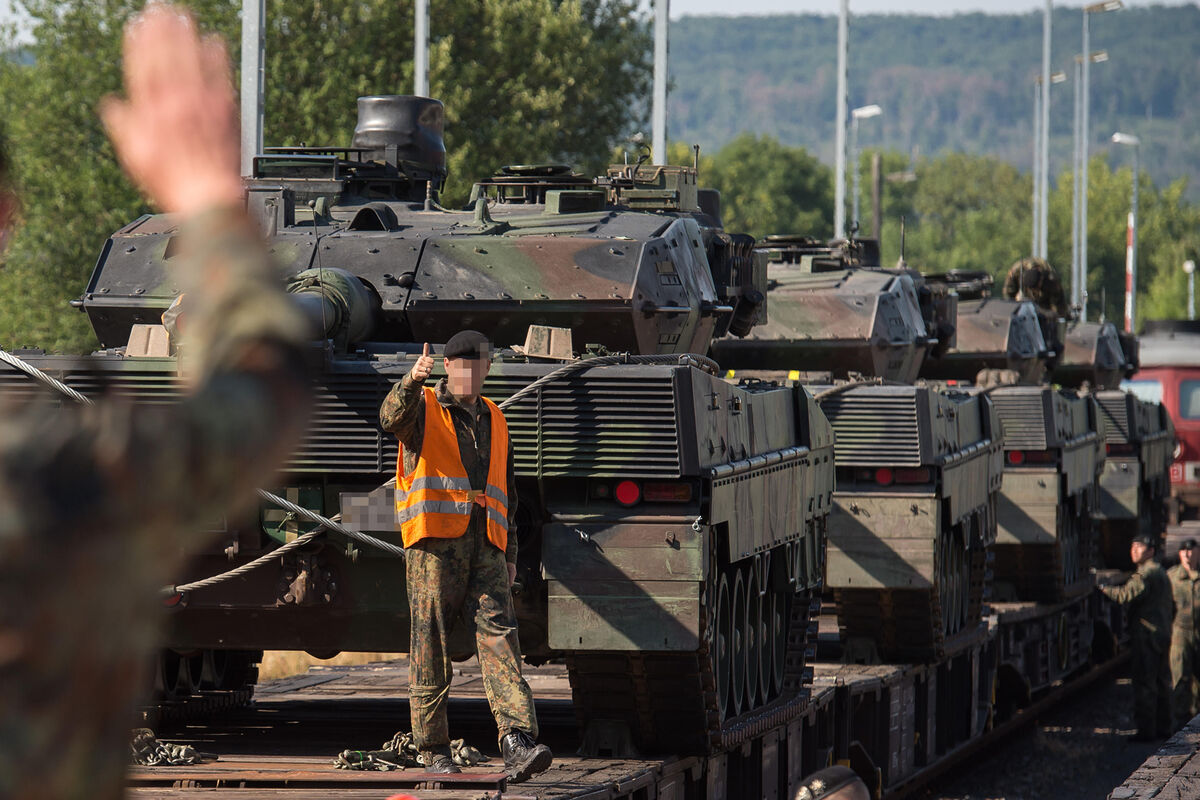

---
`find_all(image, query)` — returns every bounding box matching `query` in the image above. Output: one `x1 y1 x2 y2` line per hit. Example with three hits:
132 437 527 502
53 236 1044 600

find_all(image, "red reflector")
893 467 931 484
615 480 641 506
643 482 693 502
163 592 183 607
1007 450 1025 466
875 467 894 486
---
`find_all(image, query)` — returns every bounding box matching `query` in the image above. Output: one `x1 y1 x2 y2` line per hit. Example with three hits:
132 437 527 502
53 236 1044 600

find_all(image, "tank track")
142 649 260 731
565 548 820 756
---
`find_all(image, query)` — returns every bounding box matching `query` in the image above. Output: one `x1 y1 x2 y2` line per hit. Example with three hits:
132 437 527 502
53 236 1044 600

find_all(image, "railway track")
130 609 1132 800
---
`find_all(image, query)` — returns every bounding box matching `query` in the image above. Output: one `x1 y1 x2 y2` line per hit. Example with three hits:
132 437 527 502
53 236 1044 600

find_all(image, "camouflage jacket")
379 374 518 564
1101 559 1174 642
1169 564 1200 637
0 207 310 800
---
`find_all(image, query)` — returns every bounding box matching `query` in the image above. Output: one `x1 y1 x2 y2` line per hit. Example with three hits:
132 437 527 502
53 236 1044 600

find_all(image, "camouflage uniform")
380 375 535 761
1101 558 1175 737
0 207 310 800
1002 257 1068 317
1169 563 1200 726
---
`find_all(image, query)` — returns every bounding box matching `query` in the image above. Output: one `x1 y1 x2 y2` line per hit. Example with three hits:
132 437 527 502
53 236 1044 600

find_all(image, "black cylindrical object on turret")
352 96 446 178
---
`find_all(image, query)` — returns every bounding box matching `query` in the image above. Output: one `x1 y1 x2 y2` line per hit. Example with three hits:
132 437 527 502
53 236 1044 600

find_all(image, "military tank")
919 270 1103 603
0 96 835 755
711 240 1003 663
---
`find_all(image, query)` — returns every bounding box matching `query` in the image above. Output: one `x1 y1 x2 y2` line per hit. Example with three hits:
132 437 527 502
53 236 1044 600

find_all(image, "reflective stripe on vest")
395 386 510 552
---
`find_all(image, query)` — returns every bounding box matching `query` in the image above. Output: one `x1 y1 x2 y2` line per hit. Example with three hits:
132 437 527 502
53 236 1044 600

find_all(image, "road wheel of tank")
730 567 747 718
201 649 261 691
745 565 762 710
158 650 202 699
713 573 732 721
769 588 788 700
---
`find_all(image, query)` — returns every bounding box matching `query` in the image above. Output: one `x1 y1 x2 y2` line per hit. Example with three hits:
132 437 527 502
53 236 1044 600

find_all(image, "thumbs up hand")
410 342 435 383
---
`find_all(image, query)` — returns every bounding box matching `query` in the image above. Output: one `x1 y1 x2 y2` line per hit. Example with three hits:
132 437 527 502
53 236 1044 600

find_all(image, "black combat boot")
500 731 552 783
424 750 461 774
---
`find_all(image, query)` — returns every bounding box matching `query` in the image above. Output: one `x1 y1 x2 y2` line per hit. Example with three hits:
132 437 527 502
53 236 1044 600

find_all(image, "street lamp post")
1185 260 1196 321
1080 1 1122 320
834 0 849 239
1072 50 1108 315
1031 71 1065 260
1040 0 1052 261
851 104 882 234
1112 132 1140 333
240 0 265 177
652 0 669 164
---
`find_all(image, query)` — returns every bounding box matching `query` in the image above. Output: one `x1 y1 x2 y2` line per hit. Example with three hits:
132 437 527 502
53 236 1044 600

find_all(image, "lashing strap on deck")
333 731 488 771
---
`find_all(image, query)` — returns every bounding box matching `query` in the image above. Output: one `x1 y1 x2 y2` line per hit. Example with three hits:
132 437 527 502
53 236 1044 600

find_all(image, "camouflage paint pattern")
1102 559 1174 736
0 207 310 800
1169 563 1200 726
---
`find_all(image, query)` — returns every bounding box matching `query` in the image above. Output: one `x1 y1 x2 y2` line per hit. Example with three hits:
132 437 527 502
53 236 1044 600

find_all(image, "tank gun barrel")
286 267 378 347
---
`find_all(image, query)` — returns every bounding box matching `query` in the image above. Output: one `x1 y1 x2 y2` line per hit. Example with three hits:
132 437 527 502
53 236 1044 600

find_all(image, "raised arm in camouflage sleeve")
0 7 311 800
1101 569 1148 605
380 374 428 455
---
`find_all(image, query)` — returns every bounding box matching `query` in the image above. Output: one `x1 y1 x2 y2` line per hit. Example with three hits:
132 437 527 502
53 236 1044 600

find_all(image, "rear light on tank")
1107 443 1136 456
614 480 642 506
893 467 932 484
874 468 894 486
1007 450 1055 466
642 482 693 502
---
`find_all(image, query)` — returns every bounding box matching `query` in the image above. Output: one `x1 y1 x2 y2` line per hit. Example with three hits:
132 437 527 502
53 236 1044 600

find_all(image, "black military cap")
1182 538 1198 551
1132 534 1157 547
443 330 491 360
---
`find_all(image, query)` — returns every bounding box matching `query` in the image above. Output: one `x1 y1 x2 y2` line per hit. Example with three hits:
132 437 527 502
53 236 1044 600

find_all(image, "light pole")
1080 1 1122 320
414 0 430 96
1112 132 1140 333
1072 50 1108 315
652 0 669 164
1031 71 1065 260
1039 0 1052 261
1185 260 1196 321
834 0 849 239
240 0 265 177
851 104 882 234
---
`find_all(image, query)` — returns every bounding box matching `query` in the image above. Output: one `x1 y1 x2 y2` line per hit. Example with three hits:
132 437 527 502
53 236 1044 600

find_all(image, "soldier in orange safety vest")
380 330 552 783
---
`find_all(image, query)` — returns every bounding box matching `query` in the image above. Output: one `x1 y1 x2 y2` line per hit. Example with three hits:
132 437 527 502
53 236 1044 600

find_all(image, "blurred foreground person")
793 765 871 800
1101 534 1174 741
0 6 309 799
1170 538 1200 727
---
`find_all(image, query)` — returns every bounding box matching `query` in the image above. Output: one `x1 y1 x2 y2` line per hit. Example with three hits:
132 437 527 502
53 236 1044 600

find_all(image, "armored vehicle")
710 240 1003 663
0 96 835 755
919 270 1103 602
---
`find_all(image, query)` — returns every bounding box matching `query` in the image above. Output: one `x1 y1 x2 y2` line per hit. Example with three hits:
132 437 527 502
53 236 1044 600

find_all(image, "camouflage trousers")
1170 628 1200 728
1131 630 1173 738
406 522 537 758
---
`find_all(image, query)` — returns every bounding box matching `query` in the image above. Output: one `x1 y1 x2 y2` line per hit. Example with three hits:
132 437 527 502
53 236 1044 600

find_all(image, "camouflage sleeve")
380 373 426 454
1002 265 1020 300
506 438 518 565
0 205 310 800
1101 570 1146 605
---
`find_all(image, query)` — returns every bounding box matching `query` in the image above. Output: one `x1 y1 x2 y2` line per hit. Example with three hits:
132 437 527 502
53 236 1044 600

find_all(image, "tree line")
0 1 1195 354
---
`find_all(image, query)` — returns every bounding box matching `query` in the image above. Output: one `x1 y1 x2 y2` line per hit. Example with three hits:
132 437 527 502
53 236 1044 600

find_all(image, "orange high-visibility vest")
396 386 510 552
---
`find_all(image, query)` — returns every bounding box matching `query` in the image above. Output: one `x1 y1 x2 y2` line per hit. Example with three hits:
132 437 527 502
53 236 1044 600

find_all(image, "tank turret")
710 236 940 383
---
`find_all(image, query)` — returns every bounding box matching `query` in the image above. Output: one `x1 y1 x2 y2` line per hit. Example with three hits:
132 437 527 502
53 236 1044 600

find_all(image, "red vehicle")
1126 320 1200 521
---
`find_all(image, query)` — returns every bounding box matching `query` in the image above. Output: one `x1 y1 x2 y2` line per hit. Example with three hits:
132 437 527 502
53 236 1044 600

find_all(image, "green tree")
0 0 650 353
701 133 833 240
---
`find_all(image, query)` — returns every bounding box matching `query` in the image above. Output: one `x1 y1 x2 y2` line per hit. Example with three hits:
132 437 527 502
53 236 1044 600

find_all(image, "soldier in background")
1002 256 1068 318
1100 534 1175 741
380 331 552 783
0 6 310 799
1170 538 1200 727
